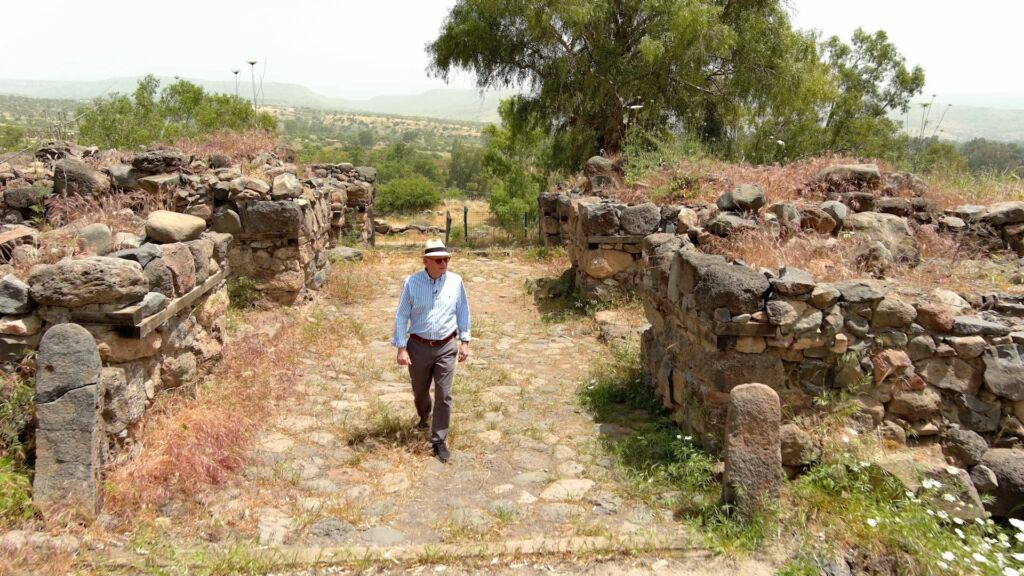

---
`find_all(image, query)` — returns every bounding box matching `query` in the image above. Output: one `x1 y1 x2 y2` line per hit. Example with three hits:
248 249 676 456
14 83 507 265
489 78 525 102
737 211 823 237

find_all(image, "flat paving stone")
361 526 405 546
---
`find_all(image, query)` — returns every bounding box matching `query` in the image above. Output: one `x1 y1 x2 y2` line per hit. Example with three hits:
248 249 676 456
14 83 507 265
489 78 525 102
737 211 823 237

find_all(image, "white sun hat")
423 239 452 258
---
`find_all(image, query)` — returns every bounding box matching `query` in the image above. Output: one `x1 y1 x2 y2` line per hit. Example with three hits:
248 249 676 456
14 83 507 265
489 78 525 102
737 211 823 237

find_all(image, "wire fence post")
463 205 469 242
445 210 452 245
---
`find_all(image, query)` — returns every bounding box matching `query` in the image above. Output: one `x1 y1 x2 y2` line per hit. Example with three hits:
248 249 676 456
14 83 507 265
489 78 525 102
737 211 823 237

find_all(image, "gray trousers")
406 337 458 445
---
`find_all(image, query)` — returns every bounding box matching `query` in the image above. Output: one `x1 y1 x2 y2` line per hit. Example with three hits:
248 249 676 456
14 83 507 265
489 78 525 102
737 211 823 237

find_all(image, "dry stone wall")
551 162 1024 516
0 142 378 304
551 163 1024 304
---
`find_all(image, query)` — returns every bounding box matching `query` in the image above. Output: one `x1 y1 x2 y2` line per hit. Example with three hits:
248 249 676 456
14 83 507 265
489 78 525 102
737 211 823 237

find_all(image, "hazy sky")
2 1 1020 99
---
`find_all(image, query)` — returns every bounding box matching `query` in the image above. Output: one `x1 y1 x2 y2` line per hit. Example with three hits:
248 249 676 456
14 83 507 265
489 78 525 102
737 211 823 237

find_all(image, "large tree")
428 0 822 170
429 2 925 169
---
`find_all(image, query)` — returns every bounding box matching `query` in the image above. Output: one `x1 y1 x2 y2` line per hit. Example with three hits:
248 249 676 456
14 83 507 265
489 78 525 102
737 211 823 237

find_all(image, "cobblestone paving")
209 253 685 550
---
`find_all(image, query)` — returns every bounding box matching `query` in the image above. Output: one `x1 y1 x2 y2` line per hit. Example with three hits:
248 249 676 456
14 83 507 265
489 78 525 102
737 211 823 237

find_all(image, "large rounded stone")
0 274 32 315
942 428 988 468
580 202 619 235
717 184 766 213
979 449 1024 518
915 303 955 333
780 423 819 467
871 297 917 329
29 257 148 308
917 357 981 394
694 262 770 315
52 158 110 195
706 214 757 236
889 387 942 422
812 164 881 190
619 202 661 235
582 250 634 280
843 212 920 264
146 210 206 243
131 149 188 173
983 344 1024 400
3 187 44 209
271 173 302 200
76 223 112 255
35 323 101 404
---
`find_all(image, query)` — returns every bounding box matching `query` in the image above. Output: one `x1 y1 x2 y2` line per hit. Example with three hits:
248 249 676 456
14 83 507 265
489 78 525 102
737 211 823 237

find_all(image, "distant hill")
0 77 510 124
1 77 1021 142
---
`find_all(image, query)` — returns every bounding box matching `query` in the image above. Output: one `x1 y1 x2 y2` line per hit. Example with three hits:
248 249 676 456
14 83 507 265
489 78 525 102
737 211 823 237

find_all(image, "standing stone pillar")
722 383 782 517
33 323 104 519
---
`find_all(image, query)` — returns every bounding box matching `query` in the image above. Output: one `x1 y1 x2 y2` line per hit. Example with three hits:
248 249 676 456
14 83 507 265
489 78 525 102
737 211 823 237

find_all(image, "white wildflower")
942 493 958 502
867 518 878 527
1010 519 1024 530
938 510 950 520
954 517 965 525
973 553 988 564
684 436 692 441
937 561 949 570
1004 568 1020 576
956 528 966 539
946 466 961 474
942 552 956 562
1015 532 1024 543
1012 553 1024 562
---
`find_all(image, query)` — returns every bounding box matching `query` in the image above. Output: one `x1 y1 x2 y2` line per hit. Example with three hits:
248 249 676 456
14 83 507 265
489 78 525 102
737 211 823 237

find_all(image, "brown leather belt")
409 332 457 347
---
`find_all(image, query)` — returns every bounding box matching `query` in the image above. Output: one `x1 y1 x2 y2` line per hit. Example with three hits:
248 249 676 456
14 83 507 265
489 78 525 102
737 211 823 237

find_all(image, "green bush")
227 276 262 310
376 176 441 214
0 456 31 522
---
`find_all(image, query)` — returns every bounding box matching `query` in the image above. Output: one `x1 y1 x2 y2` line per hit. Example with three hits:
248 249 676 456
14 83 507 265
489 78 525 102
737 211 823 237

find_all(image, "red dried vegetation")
616 154 871 207
169 129 281 162
103 317 301 515
701 227 864 282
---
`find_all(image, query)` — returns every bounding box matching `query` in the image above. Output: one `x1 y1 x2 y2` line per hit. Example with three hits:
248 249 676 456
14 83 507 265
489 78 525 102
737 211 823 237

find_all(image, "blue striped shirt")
392 270 472 348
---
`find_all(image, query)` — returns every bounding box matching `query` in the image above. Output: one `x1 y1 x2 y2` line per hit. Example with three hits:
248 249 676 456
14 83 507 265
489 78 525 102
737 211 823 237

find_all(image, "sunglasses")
428 257 450 263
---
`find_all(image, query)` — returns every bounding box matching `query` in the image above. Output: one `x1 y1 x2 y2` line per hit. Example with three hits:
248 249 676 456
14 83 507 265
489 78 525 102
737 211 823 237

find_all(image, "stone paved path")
201 251 686 552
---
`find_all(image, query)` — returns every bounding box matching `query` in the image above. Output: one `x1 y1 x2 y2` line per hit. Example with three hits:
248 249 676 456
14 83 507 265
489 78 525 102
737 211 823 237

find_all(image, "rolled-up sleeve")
457 279 471 342
392 279 413 347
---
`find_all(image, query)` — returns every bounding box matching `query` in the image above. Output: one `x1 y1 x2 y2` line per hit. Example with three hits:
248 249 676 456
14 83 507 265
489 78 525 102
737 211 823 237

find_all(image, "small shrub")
0 457 32 523
376 176 440 214
0 376 33 464
227 276 262 309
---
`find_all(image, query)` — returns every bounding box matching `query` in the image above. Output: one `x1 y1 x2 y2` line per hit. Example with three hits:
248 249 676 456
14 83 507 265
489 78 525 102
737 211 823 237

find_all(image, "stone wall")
307 163 377 245
640 234 1024 454
564 197 685 300
19 223 230 517
0 143 379 304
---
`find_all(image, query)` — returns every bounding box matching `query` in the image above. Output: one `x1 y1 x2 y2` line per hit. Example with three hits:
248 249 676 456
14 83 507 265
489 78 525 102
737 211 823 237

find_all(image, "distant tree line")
75 75 277 150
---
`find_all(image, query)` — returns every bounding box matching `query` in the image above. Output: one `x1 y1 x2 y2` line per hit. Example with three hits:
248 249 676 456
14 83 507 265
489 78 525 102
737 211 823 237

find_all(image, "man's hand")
458 342 471 363
397 348 412 366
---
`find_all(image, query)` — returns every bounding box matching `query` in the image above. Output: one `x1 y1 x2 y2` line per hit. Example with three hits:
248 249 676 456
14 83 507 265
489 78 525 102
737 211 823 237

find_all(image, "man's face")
423 256 450 278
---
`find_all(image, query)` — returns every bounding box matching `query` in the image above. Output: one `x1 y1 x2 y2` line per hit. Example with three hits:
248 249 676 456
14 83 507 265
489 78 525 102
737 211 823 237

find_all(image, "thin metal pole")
463 205 469 241
445 210 452 245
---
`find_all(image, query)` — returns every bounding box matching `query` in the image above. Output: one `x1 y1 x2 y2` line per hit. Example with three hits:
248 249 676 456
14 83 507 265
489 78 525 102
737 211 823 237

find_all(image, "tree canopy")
428 1 924 170
77 75 277 149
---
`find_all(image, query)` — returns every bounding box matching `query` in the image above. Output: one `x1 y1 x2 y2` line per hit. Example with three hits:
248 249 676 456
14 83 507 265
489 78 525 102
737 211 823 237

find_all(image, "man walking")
392 239 471 463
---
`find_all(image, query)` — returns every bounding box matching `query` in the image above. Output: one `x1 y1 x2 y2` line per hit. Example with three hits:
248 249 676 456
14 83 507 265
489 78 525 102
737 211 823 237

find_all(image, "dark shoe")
433 442 450 463
416 417 429 430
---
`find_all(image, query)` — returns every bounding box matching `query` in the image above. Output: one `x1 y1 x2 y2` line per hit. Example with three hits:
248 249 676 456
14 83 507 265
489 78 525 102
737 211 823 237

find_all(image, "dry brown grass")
43 190 166 230
924 172 1024 210
615 154 1024 211
103 315 302 517
701 228 863 282
169 129 281 162
0 548 75 576
617 155 870 206
702 225 1024 295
